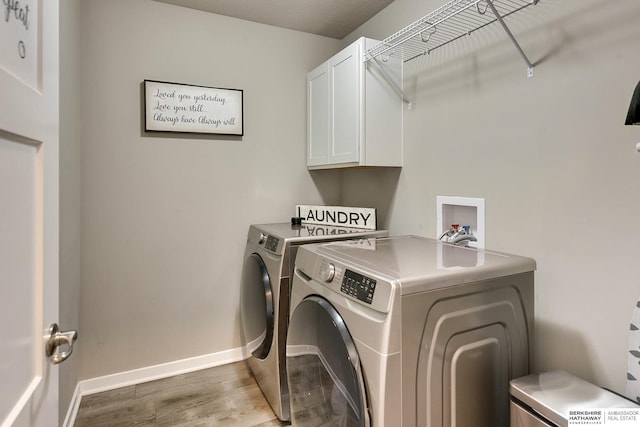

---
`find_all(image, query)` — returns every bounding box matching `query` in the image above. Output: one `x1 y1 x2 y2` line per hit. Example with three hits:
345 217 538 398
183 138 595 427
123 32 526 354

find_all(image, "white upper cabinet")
307 37 403 169
307 63 330 166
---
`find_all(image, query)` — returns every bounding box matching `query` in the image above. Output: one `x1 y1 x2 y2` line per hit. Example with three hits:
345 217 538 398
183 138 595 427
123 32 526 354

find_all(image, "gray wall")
343 0 640 393
62 0 640 407
76 0 340 379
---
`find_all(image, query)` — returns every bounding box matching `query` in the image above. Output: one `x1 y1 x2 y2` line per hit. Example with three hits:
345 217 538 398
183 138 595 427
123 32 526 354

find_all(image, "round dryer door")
240 253 274 359
286 296 369 427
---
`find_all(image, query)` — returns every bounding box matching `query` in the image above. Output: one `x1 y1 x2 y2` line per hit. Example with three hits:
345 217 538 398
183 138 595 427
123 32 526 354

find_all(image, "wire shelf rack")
364 0 539 73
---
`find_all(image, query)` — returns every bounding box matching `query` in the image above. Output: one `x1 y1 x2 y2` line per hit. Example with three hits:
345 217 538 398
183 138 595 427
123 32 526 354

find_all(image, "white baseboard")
62 346 246 427
62 382 83 427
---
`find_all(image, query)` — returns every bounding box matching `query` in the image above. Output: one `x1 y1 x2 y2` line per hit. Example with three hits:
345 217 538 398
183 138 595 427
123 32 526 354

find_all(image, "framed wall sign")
144 80 243 135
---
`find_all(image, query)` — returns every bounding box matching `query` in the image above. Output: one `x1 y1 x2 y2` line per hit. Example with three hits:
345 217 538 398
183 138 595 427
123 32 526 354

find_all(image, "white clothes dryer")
239 223 387 421
286 235 536 426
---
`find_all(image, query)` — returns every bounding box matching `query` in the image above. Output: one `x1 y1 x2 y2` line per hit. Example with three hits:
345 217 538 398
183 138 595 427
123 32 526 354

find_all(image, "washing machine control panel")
341 269 377 305
264 235 279 252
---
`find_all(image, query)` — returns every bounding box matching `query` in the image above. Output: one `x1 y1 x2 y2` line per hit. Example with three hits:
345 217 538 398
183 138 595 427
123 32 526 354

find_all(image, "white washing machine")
286 235 536 426
239 223 387 421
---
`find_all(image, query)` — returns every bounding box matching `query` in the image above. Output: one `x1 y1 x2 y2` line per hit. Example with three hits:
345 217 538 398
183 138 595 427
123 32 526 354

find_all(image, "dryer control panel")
312 257 393 313
341 270 376 304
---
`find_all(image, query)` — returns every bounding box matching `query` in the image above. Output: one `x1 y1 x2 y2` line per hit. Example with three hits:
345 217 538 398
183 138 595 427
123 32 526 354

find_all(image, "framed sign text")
144 80 243 135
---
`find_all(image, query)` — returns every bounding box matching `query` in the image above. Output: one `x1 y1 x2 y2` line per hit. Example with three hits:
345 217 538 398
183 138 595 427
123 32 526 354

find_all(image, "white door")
0 1 65 426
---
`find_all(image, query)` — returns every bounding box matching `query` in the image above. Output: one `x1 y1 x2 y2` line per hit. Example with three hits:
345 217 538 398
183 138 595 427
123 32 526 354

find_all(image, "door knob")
45 323 78 364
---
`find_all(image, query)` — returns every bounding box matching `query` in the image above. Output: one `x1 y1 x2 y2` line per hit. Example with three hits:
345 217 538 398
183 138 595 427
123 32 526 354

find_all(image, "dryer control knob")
258 233 267 244
320 263 335 283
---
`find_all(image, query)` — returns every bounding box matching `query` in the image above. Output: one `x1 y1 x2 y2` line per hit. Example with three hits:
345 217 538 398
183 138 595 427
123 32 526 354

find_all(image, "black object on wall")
625 81 640 125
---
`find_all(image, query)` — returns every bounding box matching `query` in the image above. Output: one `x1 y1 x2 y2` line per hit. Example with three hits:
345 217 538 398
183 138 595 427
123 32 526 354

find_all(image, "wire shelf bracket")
486 0 536 77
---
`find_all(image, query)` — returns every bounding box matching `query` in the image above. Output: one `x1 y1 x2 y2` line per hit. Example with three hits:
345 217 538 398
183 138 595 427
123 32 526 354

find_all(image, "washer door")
286 296 369 427
240 253 274 359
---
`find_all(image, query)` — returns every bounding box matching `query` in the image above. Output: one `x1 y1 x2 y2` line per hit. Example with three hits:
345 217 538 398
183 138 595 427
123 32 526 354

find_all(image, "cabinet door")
329 41 361 165
307 64 329 167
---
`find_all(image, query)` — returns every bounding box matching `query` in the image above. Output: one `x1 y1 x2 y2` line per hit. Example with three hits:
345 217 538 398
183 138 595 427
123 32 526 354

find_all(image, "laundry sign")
296 205 377 230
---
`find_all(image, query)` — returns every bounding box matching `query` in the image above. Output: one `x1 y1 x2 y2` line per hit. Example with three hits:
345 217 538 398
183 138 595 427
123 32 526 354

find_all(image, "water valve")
438 224 477 247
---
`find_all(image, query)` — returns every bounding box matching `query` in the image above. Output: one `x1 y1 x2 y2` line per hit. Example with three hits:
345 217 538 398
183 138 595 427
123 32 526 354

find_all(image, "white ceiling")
153 0 395 39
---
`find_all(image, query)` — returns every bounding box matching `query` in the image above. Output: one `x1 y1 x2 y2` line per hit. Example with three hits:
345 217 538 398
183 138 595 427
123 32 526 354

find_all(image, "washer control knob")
258 233 267 244
320 263 336 283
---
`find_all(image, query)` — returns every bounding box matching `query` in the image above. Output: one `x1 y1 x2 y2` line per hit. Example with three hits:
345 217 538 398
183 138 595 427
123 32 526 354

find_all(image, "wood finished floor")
74 361 290 427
